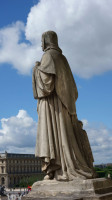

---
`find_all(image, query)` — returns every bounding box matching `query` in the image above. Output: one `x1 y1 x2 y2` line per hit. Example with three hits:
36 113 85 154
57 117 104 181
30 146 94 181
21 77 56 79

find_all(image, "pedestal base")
22 178 112 200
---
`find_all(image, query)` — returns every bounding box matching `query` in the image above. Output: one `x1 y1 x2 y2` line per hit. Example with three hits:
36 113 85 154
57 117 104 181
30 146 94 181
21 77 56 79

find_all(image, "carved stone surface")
22 178 112 200
32 31 95 181
30 31 112 200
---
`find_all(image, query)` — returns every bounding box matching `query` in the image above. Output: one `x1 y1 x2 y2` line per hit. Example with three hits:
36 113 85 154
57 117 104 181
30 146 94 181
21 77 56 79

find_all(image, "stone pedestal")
22 178 112 200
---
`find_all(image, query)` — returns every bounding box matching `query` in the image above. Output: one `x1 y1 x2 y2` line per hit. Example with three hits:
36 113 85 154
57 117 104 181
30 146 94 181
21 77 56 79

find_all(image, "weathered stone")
22 178 112 200
30 30 112 200
32 30 95 181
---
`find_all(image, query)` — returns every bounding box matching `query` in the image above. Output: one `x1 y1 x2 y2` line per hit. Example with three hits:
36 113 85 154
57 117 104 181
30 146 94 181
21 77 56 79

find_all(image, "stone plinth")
22 178 112 200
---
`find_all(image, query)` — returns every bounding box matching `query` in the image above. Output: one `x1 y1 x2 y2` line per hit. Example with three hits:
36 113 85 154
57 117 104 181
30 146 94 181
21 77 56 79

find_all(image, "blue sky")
0 0 38 120
0 0 112 164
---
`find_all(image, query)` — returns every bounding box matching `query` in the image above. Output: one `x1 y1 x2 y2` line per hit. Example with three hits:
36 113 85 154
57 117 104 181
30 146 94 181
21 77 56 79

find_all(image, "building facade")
0 152 42 187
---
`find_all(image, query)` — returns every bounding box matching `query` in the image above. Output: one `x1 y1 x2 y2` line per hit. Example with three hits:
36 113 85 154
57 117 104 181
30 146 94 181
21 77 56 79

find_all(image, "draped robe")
32 47 94 180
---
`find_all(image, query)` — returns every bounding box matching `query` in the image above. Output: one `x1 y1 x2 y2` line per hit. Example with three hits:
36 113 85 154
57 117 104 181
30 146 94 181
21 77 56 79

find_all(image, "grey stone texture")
22 178 112 200
32 31 95 181
30 31 112 200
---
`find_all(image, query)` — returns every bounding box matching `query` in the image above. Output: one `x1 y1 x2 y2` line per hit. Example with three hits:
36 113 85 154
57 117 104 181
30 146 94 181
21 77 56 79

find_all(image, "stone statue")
32 31 95 181
23 30 112 200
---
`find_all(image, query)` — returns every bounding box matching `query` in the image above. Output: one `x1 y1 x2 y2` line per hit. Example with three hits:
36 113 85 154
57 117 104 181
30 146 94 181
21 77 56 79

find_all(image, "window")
8 168 11 173
11 167 13 173
1 177 5 185
1 167 4 173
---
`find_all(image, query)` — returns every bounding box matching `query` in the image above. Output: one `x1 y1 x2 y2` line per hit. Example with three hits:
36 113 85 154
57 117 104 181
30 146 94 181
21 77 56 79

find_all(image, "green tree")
19 174 45 187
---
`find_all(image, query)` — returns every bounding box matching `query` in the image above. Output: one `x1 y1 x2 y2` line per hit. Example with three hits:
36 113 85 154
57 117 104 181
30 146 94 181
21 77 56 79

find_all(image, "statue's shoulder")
38 50 56 75
41 50 53 60
41 51 53 65
46 49 64 62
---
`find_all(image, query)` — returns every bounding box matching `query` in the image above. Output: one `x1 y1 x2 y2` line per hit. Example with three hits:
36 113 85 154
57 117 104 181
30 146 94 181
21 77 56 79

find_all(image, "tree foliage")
94 166 112 179
19 174 45 187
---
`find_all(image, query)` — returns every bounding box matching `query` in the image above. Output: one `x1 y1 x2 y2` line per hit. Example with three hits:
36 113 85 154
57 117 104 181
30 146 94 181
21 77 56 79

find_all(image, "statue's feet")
54 170 69 181
58 175 68 181
57 174 68 181
44 175 50 180
44 172 54 180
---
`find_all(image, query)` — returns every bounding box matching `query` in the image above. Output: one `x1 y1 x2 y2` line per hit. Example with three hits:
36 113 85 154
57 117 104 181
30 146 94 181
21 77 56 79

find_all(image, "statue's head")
41 31 59 51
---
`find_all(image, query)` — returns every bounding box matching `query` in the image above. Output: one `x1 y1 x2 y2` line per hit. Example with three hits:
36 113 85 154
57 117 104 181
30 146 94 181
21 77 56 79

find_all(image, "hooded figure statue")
32 31 95 181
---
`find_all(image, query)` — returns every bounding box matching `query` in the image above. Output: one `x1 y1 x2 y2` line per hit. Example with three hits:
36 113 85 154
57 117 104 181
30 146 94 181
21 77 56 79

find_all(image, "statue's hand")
33 61 40 74
35 61 40 68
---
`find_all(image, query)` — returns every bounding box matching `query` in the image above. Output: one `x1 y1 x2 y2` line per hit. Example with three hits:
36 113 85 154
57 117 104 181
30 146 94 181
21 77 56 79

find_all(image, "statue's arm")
38 70 55 97
32 62 40 99
33 53 55 98
32 53 55 98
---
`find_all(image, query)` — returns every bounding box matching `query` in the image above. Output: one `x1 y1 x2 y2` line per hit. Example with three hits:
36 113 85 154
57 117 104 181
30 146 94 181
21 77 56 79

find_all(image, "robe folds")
32 47 94 180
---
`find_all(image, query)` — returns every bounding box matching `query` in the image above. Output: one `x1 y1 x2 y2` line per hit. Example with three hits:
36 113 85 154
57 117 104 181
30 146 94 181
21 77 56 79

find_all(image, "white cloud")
82 119 112 164
0 110 112 164
0 110 37 154
1 0 112 78
0 21 41 75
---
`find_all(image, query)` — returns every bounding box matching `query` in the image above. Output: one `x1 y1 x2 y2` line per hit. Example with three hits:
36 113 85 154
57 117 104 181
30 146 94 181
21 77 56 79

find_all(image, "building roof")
0 152 38 159
7 153 35 158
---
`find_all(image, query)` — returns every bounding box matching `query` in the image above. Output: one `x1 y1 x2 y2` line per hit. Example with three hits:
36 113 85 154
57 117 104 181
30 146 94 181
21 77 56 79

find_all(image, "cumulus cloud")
0 109 112 164
1 0 112 77
0 110 37 154
0 21 41 75
82 119 112 164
